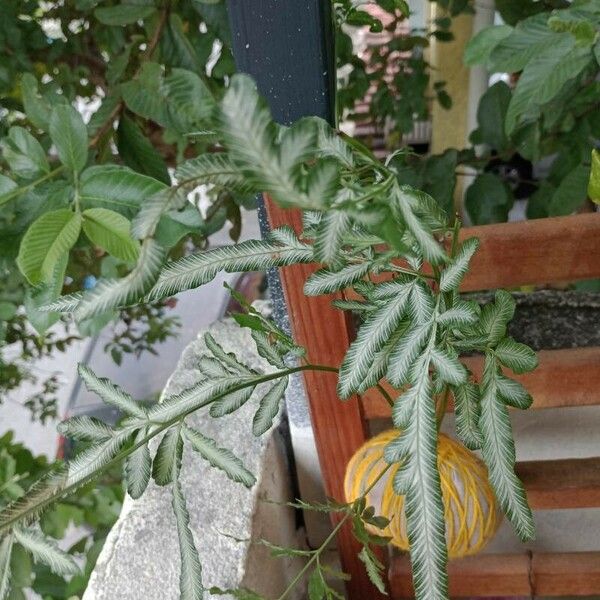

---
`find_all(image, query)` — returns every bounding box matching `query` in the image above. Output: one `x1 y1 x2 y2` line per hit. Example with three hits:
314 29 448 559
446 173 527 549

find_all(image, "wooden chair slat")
361 346 600 418
517 456 600 510
389 551 600 597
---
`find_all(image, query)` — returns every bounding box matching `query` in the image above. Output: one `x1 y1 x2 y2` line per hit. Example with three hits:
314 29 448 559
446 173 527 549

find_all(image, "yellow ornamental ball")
344 430 501 558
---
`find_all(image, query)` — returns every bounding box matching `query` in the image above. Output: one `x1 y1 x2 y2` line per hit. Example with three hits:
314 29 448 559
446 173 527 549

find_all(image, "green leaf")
146 229 312 302
78 364 147 419
430 347 467 385
252 377 288 436
182 426 256 487
308 568 326 600
453 383 483 450
21 74 52 131
505 38 591 134
0 535 13 600
548 164 591 216
439 237 479 292
57 416 114 442
117 115 170 184
465 173 513 225
0 127 50 179
338 282 412 398
470 82 511 152
174 153 253 195
358 547 387 595
13 528 79 576
161 68 217 129
172 477 203 600
82 208 140 262
209 387 255 418
304 262 370 296
479 354 535 541
74 238 165 320
494 337 538 374
153 428 183 486
313 211 352 264
588 149 600 204
495 374 532 409
479 291 516 346
66 434 127 486
80 165 168 224
24 254 67 335
17 209 82 285
125 429 152 500
94 4 156 26
49 105 88 173
464 24 512 67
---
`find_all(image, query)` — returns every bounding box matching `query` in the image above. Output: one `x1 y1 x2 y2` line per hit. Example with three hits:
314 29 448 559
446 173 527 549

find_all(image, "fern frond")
439 237 479 292
74 239 165 320
252 377 288 436
452 383 483 450
304 261 370 296
146 230 312 302
313 210 351 264
182 426 256 487
125 428 152 499
209 387 255 418
13 527 80 576
57 416 115 442
131 187 187 239
152 427 183 486
479 353 535 541
78 364 148 419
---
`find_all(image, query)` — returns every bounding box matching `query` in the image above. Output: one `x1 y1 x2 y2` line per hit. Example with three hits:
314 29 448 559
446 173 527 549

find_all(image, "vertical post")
227 2 387 598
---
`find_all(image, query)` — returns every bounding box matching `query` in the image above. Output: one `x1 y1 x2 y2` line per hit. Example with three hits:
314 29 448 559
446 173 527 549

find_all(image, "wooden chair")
264 202 600 599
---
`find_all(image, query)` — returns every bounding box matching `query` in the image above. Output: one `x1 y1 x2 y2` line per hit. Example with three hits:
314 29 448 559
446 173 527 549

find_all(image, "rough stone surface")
84 320 304 600
473 290 600 350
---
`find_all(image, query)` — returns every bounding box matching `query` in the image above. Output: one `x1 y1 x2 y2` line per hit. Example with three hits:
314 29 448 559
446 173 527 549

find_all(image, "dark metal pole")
227 0 336 329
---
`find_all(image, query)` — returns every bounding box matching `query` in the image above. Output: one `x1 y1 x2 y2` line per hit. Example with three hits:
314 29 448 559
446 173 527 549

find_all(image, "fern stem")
0 363 336 535
376 383 395 408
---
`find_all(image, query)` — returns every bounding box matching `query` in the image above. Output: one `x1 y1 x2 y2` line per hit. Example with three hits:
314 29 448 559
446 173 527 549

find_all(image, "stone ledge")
84 319 305 600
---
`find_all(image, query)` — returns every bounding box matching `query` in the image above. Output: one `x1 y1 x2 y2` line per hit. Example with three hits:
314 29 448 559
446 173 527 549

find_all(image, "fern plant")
0 75 538 600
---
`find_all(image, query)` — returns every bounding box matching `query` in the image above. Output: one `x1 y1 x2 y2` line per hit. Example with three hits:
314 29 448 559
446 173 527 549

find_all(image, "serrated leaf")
453 383 483 450
49 105 88 173
82 208 140 261
252 377 288 436
495 337 538 374
17 209 82 285
172 478 203 600
146 230 312 302
13 528 79 576
57 416 114 442
431 347 467 386
439 238 479 292
152 427 183 486
479 290 515 346
338 282 412 398
205 333 253 375
394 186 447 265
397 360 449 600
0 535 13 600
387 324 431 387
209 386 255 418
78 364 147 419
437 301 479 327
358 547 387 595
250 330 285 369
66 434 127 486
183 426 256 487
313 210 352 264
495 374 532 409
125 429 152 499
175 153 253 195
74 238 165 320
479 354 535 541
304 261 370 296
